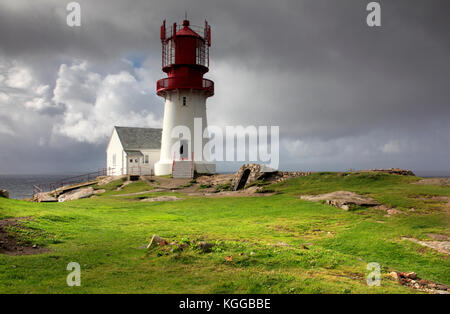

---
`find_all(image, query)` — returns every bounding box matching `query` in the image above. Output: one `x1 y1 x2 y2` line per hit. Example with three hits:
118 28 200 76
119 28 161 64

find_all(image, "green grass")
0 172 448 293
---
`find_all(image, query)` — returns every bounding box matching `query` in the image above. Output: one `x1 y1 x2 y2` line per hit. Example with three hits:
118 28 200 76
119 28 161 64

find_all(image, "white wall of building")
106 129 161 176
127 149 160 175
106 128 125 175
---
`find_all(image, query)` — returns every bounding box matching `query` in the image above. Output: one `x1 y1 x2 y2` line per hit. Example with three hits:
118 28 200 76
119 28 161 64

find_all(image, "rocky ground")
412 178 450 187
300 191 380 210
30 166 421 203
389 271 450 294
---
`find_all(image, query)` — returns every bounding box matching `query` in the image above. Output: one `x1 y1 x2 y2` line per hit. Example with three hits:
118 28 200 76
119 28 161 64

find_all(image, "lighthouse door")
179 139 189 160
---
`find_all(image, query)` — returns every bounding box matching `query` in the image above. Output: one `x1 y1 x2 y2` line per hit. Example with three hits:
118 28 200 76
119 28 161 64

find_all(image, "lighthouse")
154 19 216 177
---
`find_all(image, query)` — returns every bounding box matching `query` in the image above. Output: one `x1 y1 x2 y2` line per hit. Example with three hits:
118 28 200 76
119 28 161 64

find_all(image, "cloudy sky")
0 0 449 175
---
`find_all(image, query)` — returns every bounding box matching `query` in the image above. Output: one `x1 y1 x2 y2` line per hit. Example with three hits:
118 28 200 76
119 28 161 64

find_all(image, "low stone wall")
360 168 415 176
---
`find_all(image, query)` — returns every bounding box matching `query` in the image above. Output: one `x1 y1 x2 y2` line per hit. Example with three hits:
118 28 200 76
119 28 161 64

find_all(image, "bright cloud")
53 60 162 143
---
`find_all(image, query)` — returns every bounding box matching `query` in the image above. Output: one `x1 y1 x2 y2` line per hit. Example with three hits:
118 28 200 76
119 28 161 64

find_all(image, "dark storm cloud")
0 0 449 174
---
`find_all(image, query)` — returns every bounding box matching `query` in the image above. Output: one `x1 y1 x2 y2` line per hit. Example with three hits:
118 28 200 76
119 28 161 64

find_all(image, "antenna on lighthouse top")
182 11 190 27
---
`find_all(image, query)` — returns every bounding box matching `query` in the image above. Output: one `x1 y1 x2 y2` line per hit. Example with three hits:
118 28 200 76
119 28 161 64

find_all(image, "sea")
0 175 74 200
0 170 449 200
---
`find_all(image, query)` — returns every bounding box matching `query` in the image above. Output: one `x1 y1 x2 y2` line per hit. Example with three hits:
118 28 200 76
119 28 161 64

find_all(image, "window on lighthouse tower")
182 96 187 106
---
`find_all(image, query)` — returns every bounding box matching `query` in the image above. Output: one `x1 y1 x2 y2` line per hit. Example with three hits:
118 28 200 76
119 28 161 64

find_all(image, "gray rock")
58 187 94 202
405 272 417 280
146 234 167 248
0 189 9 199
300 191 380 210
231 163 311 191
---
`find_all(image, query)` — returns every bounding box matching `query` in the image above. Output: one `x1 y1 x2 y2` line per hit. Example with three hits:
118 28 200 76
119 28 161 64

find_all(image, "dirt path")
0 218 48 255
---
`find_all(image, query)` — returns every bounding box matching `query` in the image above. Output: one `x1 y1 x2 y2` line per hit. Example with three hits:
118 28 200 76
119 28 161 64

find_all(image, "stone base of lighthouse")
154 90 216 176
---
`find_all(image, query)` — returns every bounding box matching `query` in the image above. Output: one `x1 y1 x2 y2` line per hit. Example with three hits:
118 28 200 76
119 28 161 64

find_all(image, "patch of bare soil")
373 205 403 216
402 236 450 255
412 178 450 187
187 187 276 198
140 196 183 202
143 177 192 190
300 191 380 210
0 218 48 256
113 189 165 197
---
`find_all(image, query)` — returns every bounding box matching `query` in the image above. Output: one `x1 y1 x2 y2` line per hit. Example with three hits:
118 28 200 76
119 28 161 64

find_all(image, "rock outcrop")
360 168 415 176
97 175 126 186
231 163 311 191
389 271 450 294
300 191 380 210
58 187 94 202
0 189 9 199
147 234 167 248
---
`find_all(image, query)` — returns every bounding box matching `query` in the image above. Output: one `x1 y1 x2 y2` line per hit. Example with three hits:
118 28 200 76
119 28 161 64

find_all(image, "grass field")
0 172 448 293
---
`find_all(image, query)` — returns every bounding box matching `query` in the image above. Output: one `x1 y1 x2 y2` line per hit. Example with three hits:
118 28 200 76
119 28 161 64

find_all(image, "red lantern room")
156 19 214 97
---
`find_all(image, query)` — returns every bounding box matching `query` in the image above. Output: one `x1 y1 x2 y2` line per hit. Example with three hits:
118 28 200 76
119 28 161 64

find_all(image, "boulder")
389 271 400 282
0 189 9 199
231 163 277 191
231 164 311 191
58 187 94 202
147 234 167 248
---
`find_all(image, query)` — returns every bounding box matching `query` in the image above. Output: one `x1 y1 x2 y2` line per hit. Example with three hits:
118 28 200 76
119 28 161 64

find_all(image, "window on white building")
112 154 116 165
144 155 149 164
182 96 187 106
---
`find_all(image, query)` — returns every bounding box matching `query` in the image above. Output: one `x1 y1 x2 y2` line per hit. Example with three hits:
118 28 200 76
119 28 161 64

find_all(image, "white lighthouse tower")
154 19 216 177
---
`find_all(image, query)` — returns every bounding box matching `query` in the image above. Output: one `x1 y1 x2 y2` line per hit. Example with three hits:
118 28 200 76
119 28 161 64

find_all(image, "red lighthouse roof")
176 20 202 38
157 19 214 97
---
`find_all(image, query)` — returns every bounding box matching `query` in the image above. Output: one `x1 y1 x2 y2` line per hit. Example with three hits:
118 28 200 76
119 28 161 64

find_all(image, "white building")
106 126 162 176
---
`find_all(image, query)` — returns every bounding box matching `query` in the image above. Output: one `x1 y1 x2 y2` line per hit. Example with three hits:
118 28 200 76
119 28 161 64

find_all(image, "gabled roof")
114 126 162 150
124 150 144 157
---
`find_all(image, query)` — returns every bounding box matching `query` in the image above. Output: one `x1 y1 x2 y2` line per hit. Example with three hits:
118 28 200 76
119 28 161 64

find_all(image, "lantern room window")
162 39 175 67
196 39 208 67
